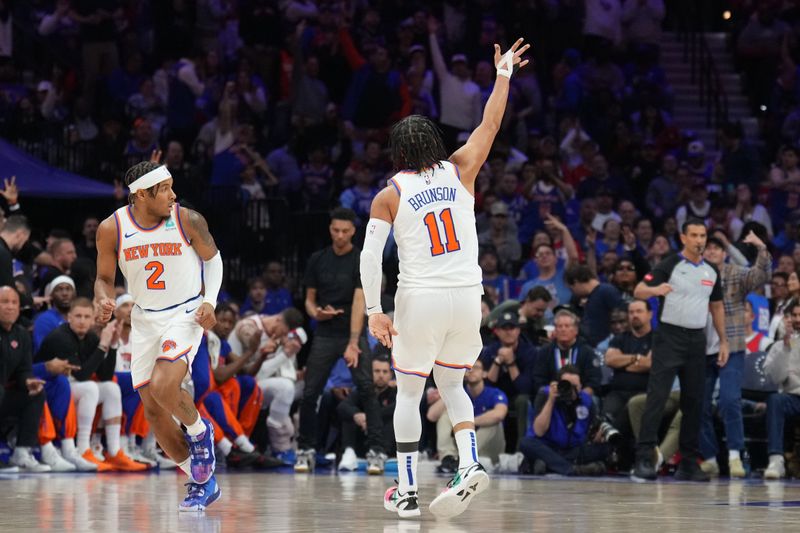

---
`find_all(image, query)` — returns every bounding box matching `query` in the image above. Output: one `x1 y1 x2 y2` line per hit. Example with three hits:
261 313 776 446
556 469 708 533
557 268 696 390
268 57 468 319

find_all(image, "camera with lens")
556 379 577 405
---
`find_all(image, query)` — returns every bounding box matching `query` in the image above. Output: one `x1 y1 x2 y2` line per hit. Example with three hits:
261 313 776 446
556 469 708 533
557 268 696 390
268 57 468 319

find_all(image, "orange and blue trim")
391 356 429 378
133 379 150 390
113 210 122 260
126 204 166 232
434 360 473 370
174 203 191 246
388 178 402 195
156 345 192 363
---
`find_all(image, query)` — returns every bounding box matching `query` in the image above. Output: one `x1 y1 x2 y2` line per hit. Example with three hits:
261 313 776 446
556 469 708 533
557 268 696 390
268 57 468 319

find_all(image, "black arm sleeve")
643 254 679 286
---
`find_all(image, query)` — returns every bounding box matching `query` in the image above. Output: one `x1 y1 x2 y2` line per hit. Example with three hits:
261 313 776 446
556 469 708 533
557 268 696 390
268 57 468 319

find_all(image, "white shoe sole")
338 464 357 472
428 470 490 519
179 486 222 512
384 497 421 518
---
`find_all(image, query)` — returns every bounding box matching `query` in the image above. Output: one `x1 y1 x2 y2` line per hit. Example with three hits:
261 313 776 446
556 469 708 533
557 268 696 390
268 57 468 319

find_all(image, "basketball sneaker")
185 419 215 483
179 475 222 512
81 449 113 472
384 486 420 518
764 455 786 480
61 448 98 471
338 447 358 471
367 449 387 475
140 446 178 470
40 443 77 472
105 449 149 472
428 462 490 519
9 447 51 473
294 448 315 473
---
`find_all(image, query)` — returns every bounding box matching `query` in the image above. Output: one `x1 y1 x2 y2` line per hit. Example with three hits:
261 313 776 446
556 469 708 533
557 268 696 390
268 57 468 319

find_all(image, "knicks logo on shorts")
162 340 178 353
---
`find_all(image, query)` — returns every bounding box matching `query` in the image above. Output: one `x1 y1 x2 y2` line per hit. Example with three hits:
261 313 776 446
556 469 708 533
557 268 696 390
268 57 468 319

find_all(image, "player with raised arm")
361 37 529 519
94 161 223 512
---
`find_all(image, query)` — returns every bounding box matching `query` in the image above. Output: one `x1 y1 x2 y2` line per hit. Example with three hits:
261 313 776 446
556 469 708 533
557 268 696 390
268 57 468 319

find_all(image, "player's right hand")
368 313 398 348
653 283 673 296
95 297 116 323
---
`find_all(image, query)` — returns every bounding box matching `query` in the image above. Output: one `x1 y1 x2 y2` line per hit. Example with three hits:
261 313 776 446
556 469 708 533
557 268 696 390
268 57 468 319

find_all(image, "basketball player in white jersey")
361 38 529 519
94 161 224 512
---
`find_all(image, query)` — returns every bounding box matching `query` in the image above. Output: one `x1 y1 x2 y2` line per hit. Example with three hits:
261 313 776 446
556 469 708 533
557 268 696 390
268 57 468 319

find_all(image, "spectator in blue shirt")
565 263 623 347
480 249 516 304
517 243 573 309
33 275 75 353
262 261 293 316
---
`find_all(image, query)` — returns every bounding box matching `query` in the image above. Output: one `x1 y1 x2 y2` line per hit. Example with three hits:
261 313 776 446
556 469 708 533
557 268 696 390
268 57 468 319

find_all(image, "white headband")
128 165 172 193
116 293 134 307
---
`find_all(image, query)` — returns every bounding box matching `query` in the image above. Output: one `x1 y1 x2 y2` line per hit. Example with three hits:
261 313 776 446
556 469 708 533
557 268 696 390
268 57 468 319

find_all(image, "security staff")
632 219 727 481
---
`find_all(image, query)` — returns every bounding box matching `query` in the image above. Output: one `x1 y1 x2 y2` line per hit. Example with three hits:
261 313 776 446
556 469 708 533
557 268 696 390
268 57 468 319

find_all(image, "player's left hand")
195 302 217 330
344 341 361 368
368 313 398 348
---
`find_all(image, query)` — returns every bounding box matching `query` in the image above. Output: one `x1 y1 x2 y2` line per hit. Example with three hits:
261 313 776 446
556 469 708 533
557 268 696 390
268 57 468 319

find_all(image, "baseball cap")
688 140 705 155
490 202 510 216
493 312 519 328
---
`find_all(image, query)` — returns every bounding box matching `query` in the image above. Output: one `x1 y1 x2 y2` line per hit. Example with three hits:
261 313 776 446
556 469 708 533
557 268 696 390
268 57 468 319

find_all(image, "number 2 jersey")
388 160 480 289
113 203 203 311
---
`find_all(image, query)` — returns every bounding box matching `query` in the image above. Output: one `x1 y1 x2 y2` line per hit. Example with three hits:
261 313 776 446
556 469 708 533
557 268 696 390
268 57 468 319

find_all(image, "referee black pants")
636 324 706 461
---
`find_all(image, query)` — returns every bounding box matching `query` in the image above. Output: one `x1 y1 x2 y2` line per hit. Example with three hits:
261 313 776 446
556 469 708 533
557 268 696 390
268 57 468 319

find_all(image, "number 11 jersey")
114 203 203 311
387 161 480 289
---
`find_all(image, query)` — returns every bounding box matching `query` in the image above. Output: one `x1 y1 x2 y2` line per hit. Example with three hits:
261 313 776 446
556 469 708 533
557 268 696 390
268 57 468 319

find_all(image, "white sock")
454 428 478 469
143 433 157 451
397 451 418 493
728 450 740 461
769 454 784 463
61 438 77 456
76 424 92 454
177 456 192 478
218 437 233 457
235 435 255 453
185 414 206 437
120 435 129 452
106 423 121 456
704 457 718 466
41 442 56 455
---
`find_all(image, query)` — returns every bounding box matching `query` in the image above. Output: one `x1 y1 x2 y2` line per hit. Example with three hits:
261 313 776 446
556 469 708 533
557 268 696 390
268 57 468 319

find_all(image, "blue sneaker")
185 419 216 484
274 450 296 466
179 475 222 512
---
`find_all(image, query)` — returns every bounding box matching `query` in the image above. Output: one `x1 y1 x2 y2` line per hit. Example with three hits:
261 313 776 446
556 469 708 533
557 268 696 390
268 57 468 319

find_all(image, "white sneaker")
429 462 490 519
141 447 177 470
765 456 786 480
127 444 157 467
9 448 51 473
62 448 99 471
338 447 358 471
41 445 77 472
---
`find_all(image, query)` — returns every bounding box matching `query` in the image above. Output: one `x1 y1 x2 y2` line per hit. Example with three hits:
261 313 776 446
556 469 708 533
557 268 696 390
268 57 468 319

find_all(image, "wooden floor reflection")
3 464 800 532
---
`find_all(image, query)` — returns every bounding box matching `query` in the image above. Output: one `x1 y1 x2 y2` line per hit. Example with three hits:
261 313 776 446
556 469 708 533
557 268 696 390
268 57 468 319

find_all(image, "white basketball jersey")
390 161 481 289
114 335 132 373
114 203 203 311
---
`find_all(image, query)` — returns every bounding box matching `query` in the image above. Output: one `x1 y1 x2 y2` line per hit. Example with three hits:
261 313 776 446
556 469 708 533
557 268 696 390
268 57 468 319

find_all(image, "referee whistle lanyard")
554 345 578 370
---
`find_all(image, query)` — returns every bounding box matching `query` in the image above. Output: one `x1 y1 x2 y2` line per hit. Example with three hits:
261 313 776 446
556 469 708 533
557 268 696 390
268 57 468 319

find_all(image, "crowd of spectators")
2 0 800 480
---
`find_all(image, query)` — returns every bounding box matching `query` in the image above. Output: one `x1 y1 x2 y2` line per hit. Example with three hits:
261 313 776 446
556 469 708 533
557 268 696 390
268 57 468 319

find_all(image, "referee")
632 218 728 481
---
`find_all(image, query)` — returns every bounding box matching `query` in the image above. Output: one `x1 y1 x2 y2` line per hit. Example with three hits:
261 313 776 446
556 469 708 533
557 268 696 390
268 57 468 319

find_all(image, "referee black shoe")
633 456 657 480
674 459 710 482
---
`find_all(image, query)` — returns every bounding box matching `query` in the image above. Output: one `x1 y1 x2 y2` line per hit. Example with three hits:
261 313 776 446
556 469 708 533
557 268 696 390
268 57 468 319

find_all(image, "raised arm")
449 38 530 188
94 216 119 323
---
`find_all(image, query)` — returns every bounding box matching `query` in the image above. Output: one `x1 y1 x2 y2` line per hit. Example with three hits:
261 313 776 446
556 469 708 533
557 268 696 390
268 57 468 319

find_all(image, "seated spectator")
517 242 573 309
610 257 639 302
339 164 378 227
603 300 653 429
262 261 294 315
480 311 539 450
240 277 269 315
33 275 75 352
768 272 790 341
36 298 144 472
480 249 515 303
32 356 83 471
0 286 49 472
628 381 682 471
675 181 710 234
337 354 397 470
479 202 521 275
428 359 508 470
646 154 681 221
576 154 631 201
763 301 800 479
520 365 607 476
532 310 601 395
564 264 623 347
591 188 621 233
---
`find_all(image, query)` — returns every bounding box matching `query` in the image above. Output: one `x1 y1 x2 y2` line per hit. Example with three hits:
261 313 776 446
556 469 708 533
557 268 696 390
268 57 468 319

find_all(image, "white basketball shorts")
391 285 483 378
130 296 204 389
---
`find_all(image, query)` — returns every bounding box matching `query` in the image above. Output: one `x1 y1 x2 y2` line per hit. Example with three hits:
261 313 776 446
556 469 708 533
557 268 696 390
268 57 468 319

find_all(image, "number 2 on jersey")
423 208 461 256
145 261 166 290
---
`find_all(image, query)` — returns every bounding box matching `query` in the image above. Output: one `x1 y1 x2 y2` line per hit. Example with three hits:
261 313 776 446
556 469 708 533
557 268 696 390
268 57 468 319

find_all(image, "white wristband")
496 50 514 78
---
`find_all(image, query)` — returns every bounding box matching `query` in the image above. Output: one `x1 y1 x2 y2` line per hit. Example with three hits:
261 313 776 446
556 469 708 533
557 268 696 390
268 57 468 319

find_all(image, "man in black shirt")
37 298 145 472
0 286 49 471
0 215 31 288
564 263 623 347
603 300 653 428
295 208 386 473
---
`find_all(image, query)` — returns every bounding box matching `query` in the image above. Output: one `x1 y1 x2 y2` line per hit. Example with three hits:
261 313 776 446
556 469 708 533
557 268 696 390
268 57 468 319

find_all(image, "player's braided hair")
124 161 161 203
388 115 448 173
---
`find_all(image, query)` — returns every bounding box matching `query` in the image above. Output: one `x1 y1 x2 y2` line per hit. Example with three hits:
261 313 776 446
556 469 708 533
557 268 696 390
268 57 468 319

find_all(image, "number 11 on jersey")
423 208 461 256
